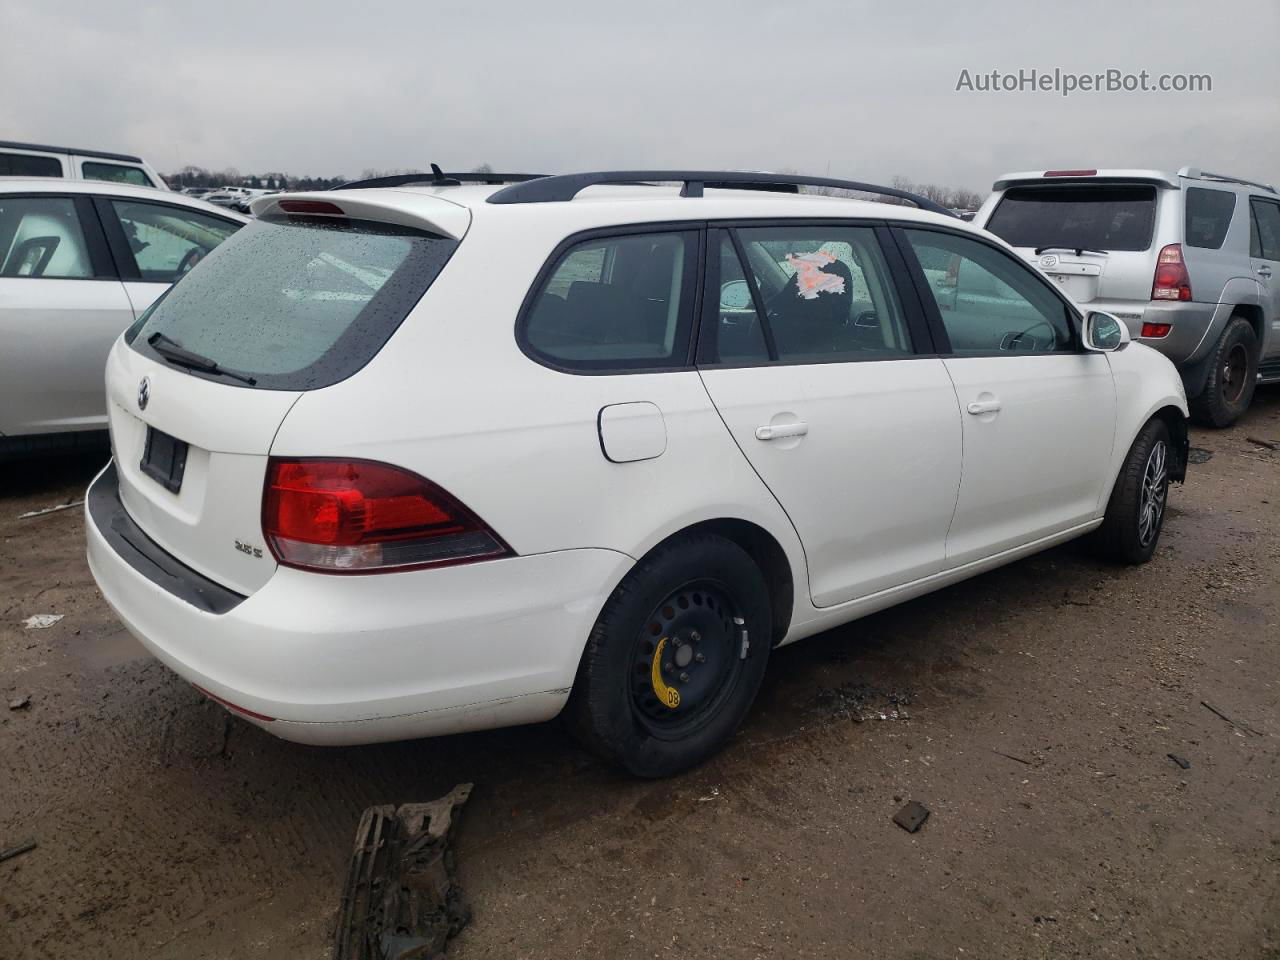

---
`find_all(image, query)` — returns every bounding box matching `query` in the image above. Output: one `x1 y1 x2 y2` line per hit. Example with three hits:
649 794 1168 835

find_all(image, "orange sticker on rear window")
786 251 846 299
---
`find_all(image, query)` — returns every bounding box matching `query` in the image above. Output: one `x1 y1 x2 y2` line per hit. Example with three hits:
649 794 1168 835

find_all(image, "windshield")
128 216 457 390
986 184 1157 252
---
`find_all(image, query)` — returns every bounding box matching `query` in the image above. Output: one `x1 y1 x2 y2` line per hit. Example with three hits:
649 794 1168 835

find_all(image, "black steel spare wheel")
630 582 748 739
565 532 773 777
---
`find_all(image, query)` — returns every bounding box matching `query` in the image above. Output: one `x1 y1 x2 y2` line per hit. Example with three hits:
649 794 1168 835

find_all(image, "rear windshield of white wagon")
127 216 457 390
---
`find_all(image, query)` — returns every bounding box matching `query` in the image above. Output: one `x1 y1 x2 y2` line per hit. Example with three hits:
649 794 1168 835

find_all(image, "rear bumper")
85 461 632 745
1095 299 1216 367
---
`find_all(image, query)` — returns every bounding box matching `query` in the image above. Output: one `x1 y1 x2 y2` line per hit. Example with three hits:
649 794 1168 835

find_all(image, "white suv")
0 139 168 190
85 170 1190 776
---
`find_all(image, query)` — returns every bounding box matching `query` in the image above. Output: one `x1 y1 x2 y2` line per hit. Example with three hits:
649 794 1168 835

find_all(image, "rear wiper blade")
147 332 257 385
1034 245 1110 257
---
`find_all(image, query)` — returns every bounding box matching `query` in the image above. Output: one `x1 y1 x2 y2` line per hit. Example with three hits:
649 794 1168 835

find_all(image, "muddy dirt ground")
2 392 1278 960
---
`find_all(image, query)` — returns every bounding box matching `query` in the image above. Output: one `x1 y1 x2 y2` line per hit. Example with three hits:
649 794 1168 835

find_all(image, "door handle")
755 422 809 441
966 399 1002 415
1258 266 1273 278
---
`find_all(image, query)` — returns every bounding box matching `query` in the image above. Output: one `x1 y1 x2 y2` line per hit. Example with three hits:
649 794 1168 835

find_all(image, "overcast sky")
4 0 1278 191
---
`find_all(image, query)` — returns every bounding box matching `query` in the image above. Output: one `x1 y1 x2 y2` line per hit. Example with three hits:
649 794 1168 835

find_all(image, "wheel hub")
631 584 744 733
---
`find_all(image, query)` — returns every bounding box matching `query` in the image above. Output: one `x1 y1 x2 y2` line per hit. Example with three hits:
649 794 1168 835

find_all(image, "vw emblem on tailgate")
137 377 151 411
1038 254 1059 269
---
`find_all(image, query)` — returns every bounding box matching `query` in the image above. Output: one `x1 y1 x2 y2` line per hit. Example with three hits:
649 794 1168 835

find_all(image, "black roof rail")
0 139 144 163
484 170 959 217
335 164 549 191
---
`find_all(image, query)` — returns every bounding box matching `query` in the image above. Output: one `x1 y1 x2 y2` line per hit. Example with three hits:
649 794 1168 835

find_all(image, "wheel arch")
641 518 796 647
1229 303 1266 355
1150 404 1189 482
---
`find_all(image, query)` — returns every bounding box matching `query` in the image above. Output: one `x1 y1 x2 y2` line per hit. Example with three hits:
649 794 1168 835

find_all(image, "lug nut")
690 630 701 642
679 672 690 683
663 662 673 672
694 653 706 664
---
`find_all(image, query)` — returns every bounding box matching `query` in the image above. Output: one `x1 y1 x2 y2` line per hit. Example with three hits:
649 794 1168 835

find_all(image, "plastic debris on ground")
22 614 64 630
335 783 473 960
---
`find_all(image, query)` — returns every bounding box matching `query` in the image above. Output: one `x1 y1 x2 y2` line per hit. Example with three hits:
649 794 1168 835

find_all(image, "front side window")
129 216 457 390
986 184 1157 252
720 225 912 363
0 152 63 177
523 230 697 370
82 161 154 187
904 229 1074 355
1184 188 1236 249
0 196 93 278
110 200 240 282
1250 199 1280 260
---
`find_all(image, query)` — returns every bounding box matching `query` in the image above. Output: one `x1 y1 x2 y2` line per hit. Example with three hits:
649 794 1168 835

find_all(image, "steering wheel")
176 247 204 275
1002 318 1059 352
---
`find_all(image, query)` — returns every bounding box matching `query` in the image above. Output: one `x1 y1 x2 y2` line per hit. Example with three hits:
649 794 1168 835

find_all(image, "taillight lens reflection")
262 459 511 573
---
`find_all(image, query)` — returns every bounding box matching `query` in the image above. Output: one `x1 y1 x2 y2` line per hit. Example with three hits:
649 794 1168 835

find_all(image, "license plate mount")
139 427 189 494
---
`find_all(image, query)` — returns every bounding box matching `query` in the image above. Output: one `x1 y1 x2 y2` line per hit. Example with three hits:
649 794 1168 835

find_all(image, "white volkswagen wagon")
85 170 1189 776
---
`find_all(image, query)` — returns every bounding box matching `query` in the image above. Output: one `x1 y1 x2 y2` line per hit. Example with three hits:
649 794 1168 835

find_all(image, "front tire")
1093 418 1172 565
565 533 771 777
1190 316 1258 427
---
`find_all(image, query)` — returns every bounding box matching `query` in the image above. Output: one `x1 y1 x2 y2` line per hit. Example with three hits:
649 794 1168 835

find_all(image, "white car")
0 139 168 190
0 179 245 458
85 170 1189 776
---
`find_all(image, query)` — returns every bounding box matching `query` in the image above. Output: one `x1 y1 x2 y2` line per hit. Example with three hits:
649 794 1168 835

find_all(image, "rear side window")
986 185 1157 252
1184 188 1236 249
0 152 62 177
129 216 457 390
82 161 154 188
714 225 912 364
1250 199 1280 260
0 197 94 278
522 230 698 370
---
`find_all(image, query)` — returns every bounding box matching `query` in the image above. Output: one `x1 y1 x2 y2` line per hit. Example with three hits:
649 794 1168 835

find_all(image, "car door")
895 226 1117 567
0 192 133 436
1248 197 1280 364
92 196 242 317
696 223 962 607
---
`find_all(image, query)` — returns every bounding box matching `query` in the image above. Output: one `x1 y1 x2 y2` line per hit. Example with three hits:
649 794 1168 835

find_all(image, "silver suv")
976 167 1280 426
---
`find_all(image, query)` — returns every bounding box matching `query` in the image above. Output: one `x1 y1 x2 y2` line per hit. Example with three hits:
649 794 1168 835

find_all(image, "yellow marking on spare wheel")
651 637 681 709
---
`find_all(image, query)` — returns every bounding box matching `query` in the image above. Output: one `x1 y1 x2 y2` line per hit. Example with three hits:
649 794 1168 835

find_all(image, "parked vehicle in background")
0 140 168 191
85 169 1189 777
203 187 252 210
181 186 217 198
976 168 1280 426
0 179 245 459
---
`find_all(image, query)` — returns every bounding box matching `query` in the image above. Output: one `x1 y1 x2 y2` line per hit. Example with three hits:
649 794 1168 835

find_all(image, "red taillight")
1141 322 1173 338
1044 169 1098 178
262 459 511 573
277 199 345 215
1152 244 1192 302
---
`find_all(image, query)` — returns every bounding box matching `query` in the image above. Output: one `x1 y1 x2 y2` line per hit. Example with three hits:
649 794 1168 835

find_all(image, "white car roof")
0 177 250 221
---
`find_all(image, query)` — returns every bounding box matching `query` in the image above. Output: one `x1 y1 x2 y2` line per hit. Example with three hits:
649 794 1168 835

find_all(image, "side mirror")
1083 311 1130 352
720 279 752 310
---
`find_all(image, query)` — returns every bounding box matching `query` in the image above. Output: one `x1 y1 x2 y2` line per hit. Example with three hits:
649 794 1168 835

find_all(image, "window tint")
986 185 1156 252
129 216 457 390
0 152 62 177
726 226 911 363
1250 199 1280 260
0 196 93 278
110 200 240 282
523 231 697 369
904 229 1074 355
709 236 770 363
82 161 154 187
1184 188 1236 249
